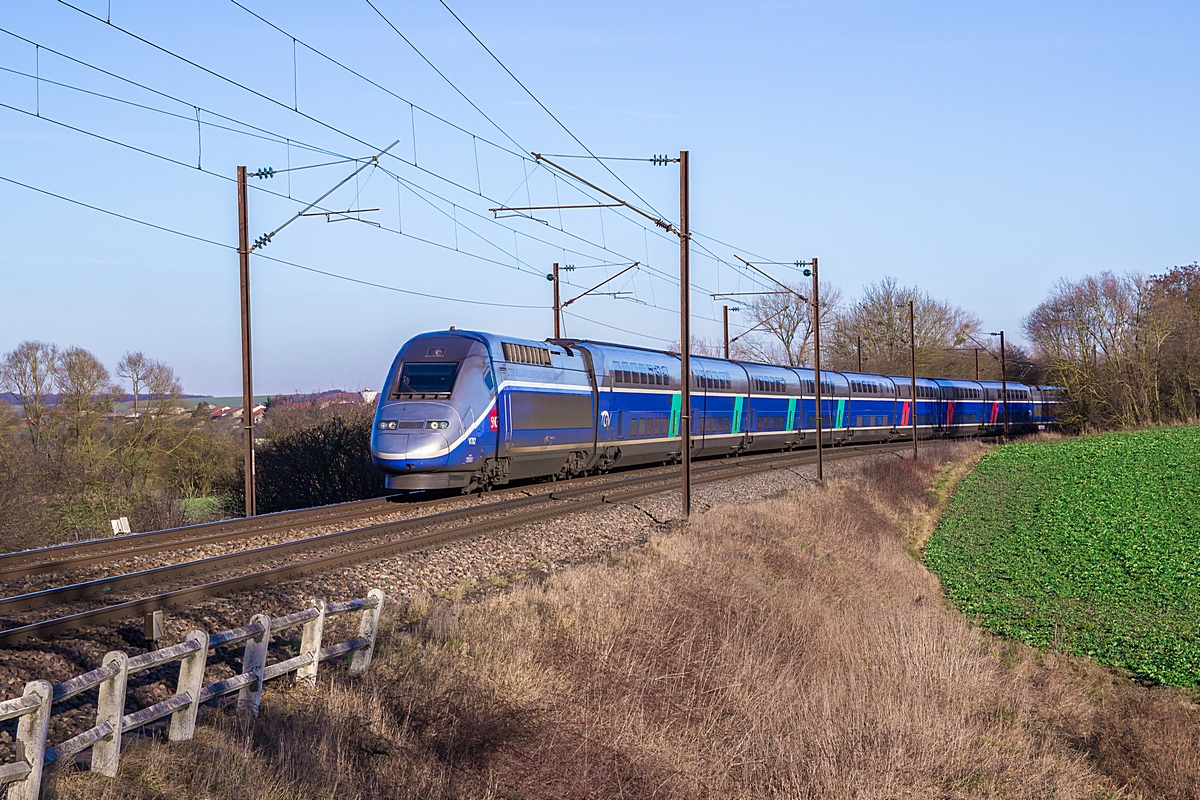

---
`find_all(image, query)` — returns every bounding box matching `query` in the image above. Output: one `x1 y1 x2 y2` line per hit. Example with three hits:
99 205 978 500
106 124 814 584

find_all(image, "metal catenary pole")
974 347 979 381
723 304 730 360
552 262 561 338
812 257 823 481
857 334 862 371
236 166 256 518
909 299 917 460
1000 330 1009 438
679 150 691 516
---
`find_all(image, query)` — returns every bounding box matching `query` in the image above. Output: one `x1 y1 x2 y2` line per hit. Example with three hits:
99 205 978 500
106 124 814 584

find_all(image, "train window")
395 362 459 397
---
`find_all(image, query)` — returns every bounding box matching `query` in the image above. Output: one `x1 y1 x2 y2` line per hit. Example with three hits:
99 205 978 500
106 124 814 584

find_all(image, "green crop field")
925 426 1200 686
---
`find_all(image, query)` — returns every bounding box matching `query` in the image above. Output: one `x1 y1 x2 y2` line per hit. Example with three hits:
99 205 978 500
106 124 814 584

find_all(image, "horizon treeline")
1024 262 1200 429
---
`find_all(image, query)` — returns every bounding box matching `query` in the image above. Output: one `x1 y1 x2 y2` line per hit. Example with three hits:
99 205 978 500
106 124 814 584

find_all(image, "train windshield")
395 362 460 396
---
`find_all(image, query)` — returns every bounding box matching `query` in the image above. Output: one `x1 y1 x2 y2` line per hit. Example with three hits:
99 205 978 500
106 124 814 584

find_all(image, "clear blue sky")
1 1 1196 395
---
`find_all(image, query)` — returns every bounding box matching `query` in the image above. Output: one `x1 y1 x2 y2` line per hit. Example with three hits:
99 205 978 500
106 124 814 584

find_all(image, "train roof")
414 329 579 360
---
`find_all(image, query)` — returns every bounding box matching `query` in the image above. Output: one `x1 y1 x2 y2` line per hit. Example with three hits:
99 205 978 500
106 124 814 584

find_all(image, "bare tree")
1 341 60 448
117 351 182 417
115 351 186 488
1024 272 1172 428
1148 262 1200 420
741 280 841 366
57 346 117 448
827 278 981 376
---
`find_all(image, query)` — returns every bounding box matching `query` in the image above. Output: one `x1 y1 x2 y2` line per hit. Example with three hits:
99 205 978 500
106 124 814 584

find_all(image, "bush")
223 399 388 515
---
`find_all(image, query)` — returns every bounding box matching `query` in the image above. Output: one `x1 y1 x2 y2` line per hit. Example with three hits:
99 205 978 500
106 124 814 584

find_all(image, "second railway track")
0 442 909 644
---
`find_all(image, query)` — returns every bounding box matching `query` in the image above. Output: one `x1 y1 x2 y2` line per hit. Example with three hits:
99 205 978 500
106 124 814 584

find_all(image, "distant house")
228 404 267 424
361 389 379 404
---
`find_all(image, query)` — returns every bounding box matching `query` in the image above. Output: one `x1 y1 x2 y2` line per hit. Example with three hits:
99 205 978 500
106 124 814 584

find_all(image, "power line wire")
30 13 688 295
40 3 747 311
0 172 546 309
0 35 665 290
227 0 532 165
431 0 670 222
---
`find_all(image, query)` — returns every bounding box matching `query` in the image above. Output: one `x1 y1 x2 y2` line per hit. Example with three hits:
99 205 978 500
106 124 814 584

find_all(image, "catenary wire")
33 5 762 323
227 0 532 165
431 0 669 222
23 15 697 299
0 43 677 297
0 173 547 309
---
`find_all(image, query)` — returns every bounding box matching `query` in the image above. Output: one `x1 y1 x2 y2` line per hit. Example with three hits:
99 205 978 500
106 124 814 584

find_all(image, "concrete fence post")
350 589 385 674
170 630 210 742
237 613 271 717
297 600 326 688
90 651 130 777
10 680 52 800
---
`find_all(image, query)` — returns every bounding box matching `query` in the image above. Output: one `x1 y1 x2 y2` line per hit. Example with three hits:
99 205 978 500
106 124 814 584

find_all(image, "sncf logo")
488 407 499 431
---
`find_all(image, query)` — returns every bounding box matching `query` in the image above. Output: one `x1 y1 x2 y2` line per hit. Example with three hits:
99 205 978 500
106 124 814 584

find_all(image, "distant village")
194 389 379 428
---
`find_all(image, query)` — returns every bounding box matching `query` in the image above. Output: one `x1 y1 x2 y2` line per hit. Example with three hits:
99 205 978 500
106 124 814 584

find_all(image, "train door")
497 366 512 458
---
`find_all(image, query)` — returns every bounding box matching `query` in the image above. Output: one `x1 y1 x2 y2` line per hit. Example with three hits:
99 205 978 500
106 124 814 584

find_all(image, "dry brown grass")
49 442 1200 799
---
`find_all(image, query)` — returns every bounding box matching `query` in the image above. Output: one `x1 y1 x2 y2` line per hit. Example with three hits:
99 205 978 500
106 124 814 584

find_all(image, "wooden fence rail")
0 588 385 799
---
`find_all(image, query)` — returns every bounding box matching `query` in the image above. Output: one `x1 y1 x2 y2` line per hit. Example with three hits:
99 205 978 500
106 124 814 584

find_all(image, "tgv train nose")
374 432 409 459
373 430 450 470
405 432 450 463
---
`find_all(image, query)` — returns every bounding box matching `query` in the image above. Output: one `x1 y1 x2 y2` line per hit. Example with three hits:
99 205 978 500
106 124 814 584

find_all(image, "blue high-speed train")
370 329 1061 492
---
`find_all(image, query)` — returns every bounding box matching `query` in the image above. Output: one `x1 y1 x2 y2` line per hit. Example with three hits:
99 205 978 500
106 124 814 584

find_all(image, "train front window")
395 362 460 396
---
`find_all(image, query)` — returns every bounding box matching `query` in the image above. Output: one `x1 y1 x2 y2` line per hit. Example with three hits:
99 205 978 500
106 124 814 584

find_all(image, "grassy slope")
49 442 1200 800
926 426 1200 686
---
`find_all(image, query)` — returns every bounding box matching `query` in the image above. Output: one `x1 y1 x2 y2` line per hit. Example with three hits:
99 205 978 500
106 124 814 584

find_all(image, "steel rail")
0 446 853 615
0 495 403 575
0 442 910 644
0 457 689 579
0 443 863 580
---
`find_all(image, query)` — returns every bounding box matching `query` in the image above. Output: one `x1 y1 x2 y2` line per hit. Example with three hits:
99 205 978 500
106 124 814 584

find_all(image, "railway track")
0 495 404 579
0 448 786 581
0 442 910 644
0 444 842 582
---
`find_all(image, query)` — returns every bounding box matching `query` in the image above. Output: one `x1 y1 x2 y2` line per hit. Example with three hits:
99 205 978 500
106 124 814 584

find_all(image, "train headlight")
377 420 397 430
427 420 450 430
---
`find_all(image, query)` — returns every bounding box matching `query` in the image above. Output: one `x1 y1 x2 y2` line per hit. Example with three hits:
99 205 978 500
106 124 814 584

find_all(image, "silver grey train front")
371 330 498 491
